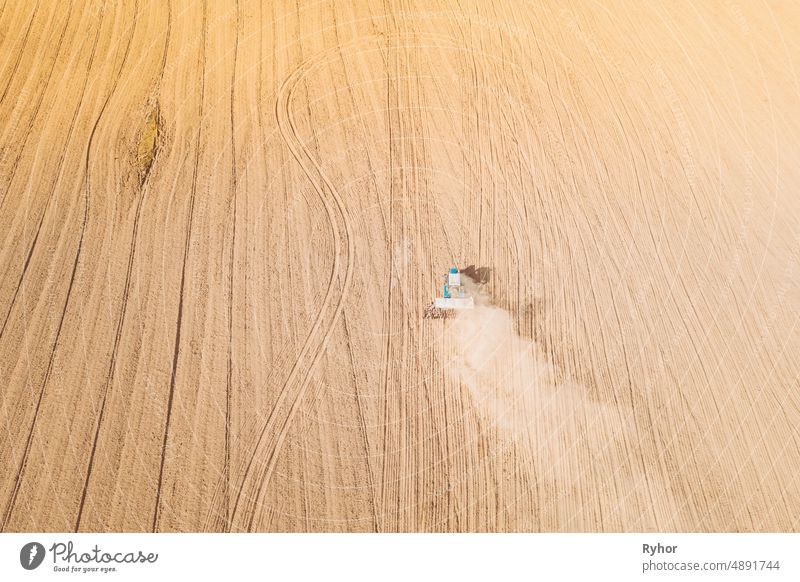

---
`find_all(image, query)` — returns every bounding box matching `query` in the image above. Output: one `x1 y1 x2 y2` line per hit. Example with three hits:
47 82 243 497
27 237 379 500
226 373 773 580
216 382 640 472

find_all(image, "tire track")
201 4 286 530
0 1 74 214
74 0 170 532
224 0 240 529
378 29 398 528
0 0 140 531
0 0 10 34
151 0 206 533
223 31 462 532
227 46 355 532
0 0 40 106
0 0 76 340
0 0 107 531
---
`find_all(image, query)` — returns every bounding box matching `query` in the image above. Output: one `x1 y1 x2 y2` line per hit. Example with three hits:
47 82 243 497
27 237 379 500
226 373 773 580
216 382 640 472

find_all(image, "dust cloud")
447 300 620 481
446 282 683 529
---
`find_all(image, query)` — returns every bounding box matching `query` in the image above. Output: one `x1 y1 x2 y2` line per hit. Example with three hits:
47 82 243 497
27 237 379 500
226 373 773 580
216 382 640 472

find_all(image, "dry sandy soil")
0 0 798 532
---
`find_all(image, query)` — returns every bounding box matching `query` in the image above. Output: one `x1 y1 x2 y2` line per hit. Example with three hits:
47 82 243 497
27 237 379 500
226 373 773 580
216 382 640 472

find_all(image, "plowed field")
1 0 798 532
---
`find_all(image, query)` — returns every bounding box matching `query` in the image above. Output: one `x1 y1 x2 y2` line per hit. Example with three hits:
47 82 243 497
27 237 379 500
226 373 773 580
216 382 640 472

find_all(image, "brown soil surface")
1 0 798 532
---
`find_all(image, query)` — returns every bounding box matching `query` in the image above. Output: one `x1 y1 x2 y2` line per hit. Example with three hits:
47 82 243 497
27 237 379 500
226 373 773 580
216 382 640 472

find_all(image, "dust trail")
447 280 683 529
448 301 620 483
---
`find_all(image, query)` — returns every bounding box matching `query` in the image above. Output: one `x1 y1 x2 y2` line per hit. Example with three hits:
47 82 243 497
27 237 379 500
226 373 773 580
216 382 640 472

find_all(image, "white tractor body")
424 267 476 318
433 296 475 309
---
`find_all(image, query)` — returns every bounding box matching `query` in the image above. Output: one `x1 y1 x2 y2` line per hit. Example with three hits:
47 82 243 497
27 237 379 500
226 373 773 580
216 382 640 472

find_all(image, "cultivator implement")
423 267 475 319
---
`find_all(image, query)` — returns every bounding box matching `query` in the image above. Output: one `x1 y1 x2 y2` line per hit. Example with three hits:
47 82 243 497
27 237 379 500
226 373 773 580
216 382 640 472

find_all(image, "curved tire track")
227 48 355 532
